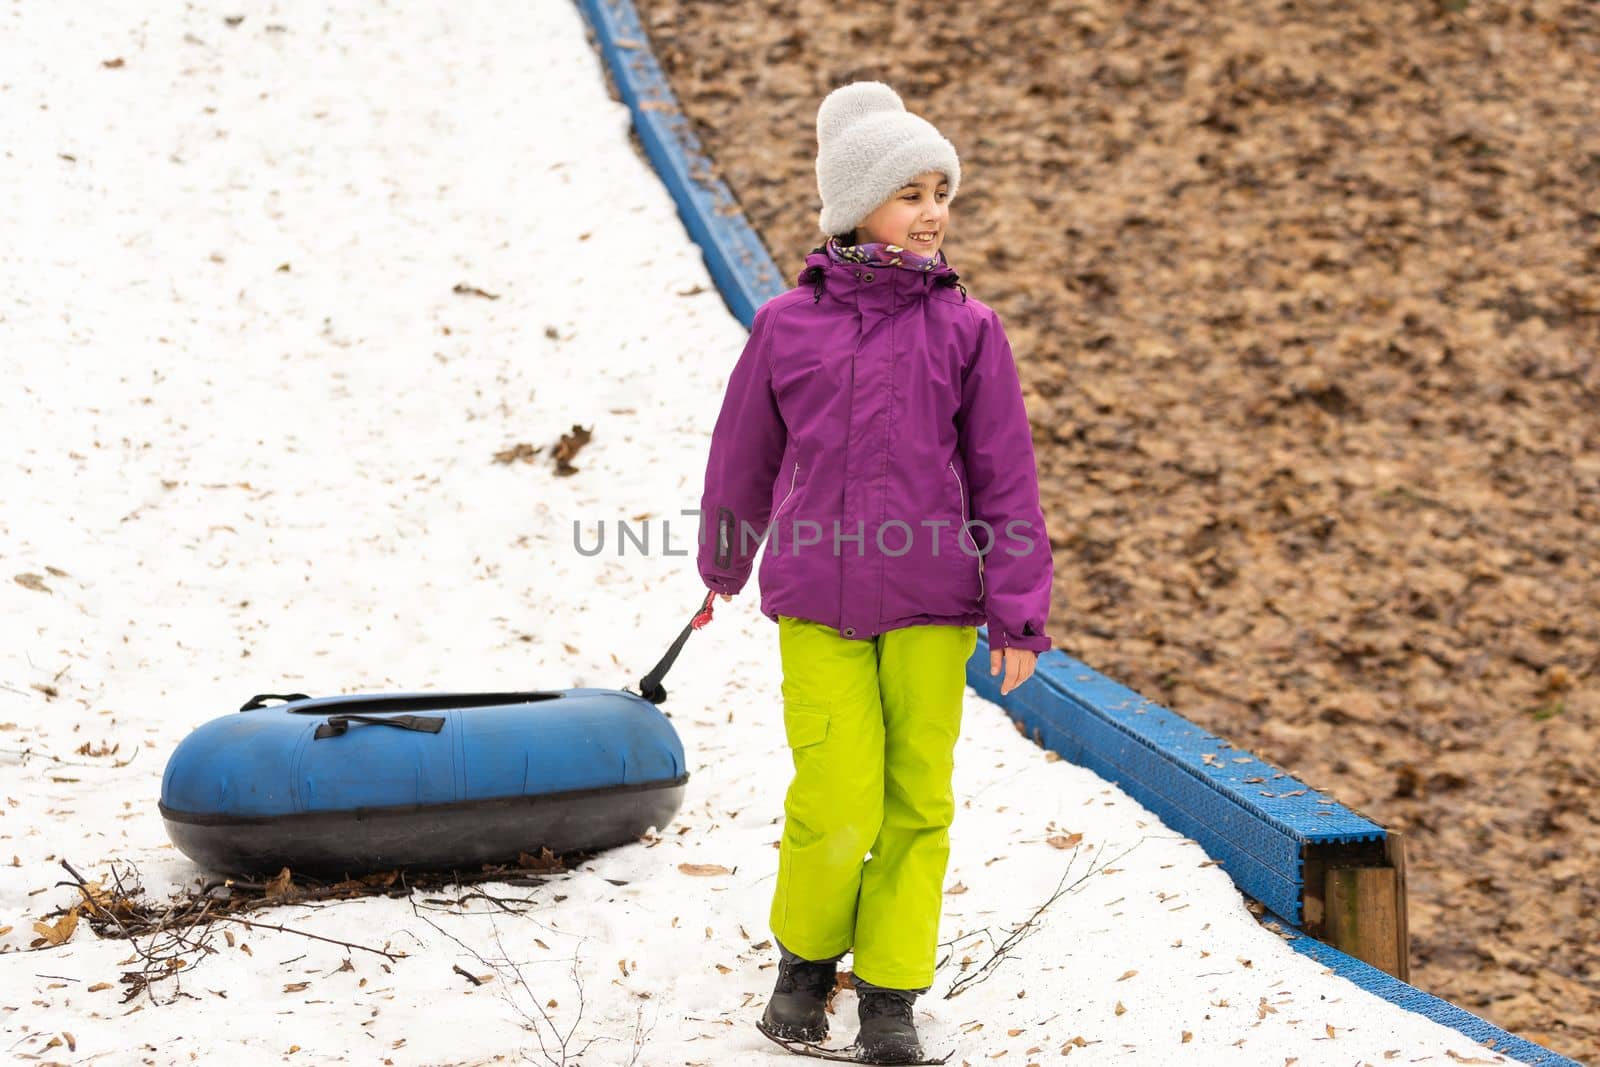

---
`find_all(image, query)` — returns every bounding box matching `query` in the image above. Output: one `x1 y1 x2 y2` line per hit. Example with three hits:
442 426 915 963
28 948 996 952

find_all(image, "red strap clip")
690 589 716 630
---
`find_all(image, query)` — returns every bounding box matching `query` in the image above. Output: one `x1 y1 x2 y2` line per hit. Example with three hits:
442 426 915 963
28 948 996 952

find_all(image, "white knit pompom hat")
815 81 961 237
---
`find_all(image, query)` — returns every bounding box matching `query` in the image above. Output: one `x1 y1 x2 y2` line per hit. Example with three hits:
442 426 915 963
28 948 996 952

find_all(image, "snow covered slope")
0 1 1511 1063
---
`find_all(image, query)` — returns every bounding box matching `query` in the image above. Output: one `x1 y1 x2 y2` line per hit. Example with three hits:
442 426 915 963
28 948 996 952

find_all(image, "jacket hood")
797 246 966 304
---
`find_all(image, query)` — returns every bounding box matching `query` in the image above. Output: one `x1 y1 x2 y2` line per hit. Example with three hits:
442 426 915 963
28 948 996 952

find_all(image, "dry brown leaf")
552 424 592 476
1046 832 1083 849
493 442 541 465
677 863 730 877
518 848 564 872
32 908 79 946
264 867 295 899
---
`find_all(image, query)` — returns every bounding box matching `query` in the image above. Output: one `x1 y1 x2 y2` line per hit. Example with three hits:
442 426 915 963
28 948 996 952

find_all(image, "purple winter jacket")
697 247 1053 653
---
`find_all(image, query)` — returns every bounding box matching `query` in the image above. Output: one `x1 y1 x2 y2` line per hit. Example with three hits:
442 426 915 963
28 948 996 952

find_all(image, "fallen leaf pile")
633 0 1599 1059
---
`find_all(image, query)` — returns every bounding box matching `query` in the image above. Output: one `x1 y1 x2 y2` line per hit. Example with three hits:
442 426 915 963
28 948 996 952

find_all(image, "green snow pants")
770 614 977 991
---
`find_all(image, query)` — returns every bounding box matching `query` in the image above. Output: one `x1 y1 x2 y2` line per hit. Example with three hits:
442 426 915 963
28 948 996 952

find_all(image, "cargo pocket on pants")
782 699 830 751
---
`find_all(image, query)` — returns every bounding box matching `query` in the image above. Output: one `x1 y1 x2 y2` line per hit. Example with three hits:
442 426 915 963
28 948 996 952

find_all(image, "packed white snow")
0 1 1512 1064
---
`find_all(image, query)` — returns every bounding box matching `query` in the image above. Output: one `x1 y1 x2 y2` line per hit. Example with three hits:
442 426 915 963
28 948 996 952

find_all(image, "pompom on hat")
815 81 961 237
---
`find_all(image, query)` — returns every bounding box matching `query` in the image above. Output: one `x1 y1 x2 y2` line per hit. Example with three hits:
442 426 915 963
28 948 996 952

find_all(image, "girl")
698 81 1053 1064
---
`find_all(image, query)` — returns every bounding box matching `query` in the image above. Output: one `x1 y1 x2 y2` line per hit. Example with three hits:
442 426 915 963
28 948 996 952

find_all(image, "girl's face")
856 171 951 258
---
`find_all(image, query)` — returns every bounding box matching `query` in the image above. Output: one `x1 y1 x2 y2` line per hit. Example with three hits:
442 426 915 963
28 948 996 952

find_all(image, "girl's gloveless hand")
991 648 1037 696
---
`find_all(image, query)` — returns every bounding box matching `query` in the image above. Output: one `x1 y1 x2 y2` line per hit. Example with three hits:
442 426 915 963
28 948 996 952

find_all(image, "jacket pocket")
782 698 829 750
772 462 801 523
768 461 803 553
948 461 986 598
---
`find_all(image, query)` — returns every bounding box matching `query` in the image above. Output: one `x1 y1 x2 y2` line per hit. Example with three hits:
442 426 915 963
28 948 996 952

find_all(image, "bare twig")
213 915 401 961
0 744 139 769
942 838 1149 999
624 1001 657 1067
41 854 598 1020
47 857 408 1003
406 886 650 1066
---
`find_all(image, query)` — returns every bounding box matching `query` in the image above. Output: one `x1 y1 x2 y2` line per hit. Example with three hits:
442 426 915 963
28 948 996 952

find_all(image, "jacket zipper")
949 462 985 598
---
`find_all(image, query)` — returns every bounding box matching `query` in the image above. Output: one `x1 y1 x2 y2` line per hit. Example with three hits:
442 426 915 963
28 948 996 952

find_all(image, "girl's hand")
718 593 733 602
990 647 1037 696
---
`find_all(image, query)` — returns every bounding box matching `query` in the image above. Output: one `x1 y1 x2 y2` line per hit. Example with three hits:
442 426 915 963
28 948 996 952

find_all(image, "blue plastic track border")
575 0 788 327
1259 907 1585 1067
572 3 1587 1063
966 633 1387 926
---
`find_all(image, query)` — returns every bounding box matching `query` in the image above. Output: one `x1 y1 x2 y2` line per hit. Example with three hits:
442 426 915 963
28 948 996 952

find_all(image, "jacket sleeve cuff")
701 571 748 597
988 622 1052 654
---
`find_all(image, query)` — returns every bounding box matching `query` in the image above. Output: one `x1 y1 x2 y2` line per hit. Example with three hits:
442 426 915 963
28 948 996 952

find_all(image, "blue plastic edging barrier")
575 0 788 327
966 632 1386 926
572 3 1586 1064
1260 908 1585 1067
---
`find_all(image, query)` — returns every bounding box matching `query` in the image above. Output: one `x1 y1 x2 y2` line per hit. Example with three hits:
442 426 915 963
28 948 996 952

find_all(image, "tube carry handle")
313 713 446 740
239 693 313 712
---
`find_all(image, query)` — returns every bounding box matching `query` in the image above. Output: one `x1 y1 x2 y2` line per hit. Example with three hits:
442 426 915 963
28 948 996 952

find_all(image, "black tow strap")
635 590 717 706
313 713 445 740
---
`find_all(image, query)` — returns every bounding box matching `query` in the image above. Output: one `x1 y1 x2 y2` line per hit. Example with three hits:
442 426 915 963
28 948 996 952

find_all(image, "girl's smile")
857 170 951 257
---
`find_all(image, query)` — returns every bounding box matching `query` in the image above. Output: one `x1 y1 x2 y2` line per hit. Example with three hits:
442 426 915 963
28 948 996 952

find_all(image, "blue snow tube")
159 689 689 876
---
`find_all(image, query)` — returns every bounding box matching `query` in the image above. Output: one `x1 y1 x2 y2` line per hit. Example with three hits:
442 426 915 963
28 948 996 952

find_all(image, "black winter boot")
759 955 837 1042
855 989 923 1064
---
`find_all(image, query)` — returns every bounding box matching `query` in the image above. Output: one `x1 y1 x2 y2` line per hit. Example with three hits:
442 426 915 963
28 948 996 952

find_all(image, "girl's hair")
832 229 858 246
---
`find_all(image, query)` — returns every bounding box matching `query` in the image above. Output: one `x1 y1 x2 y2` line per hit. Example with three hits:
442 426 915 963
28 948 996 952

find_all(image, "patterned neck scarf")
824 234 947 272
